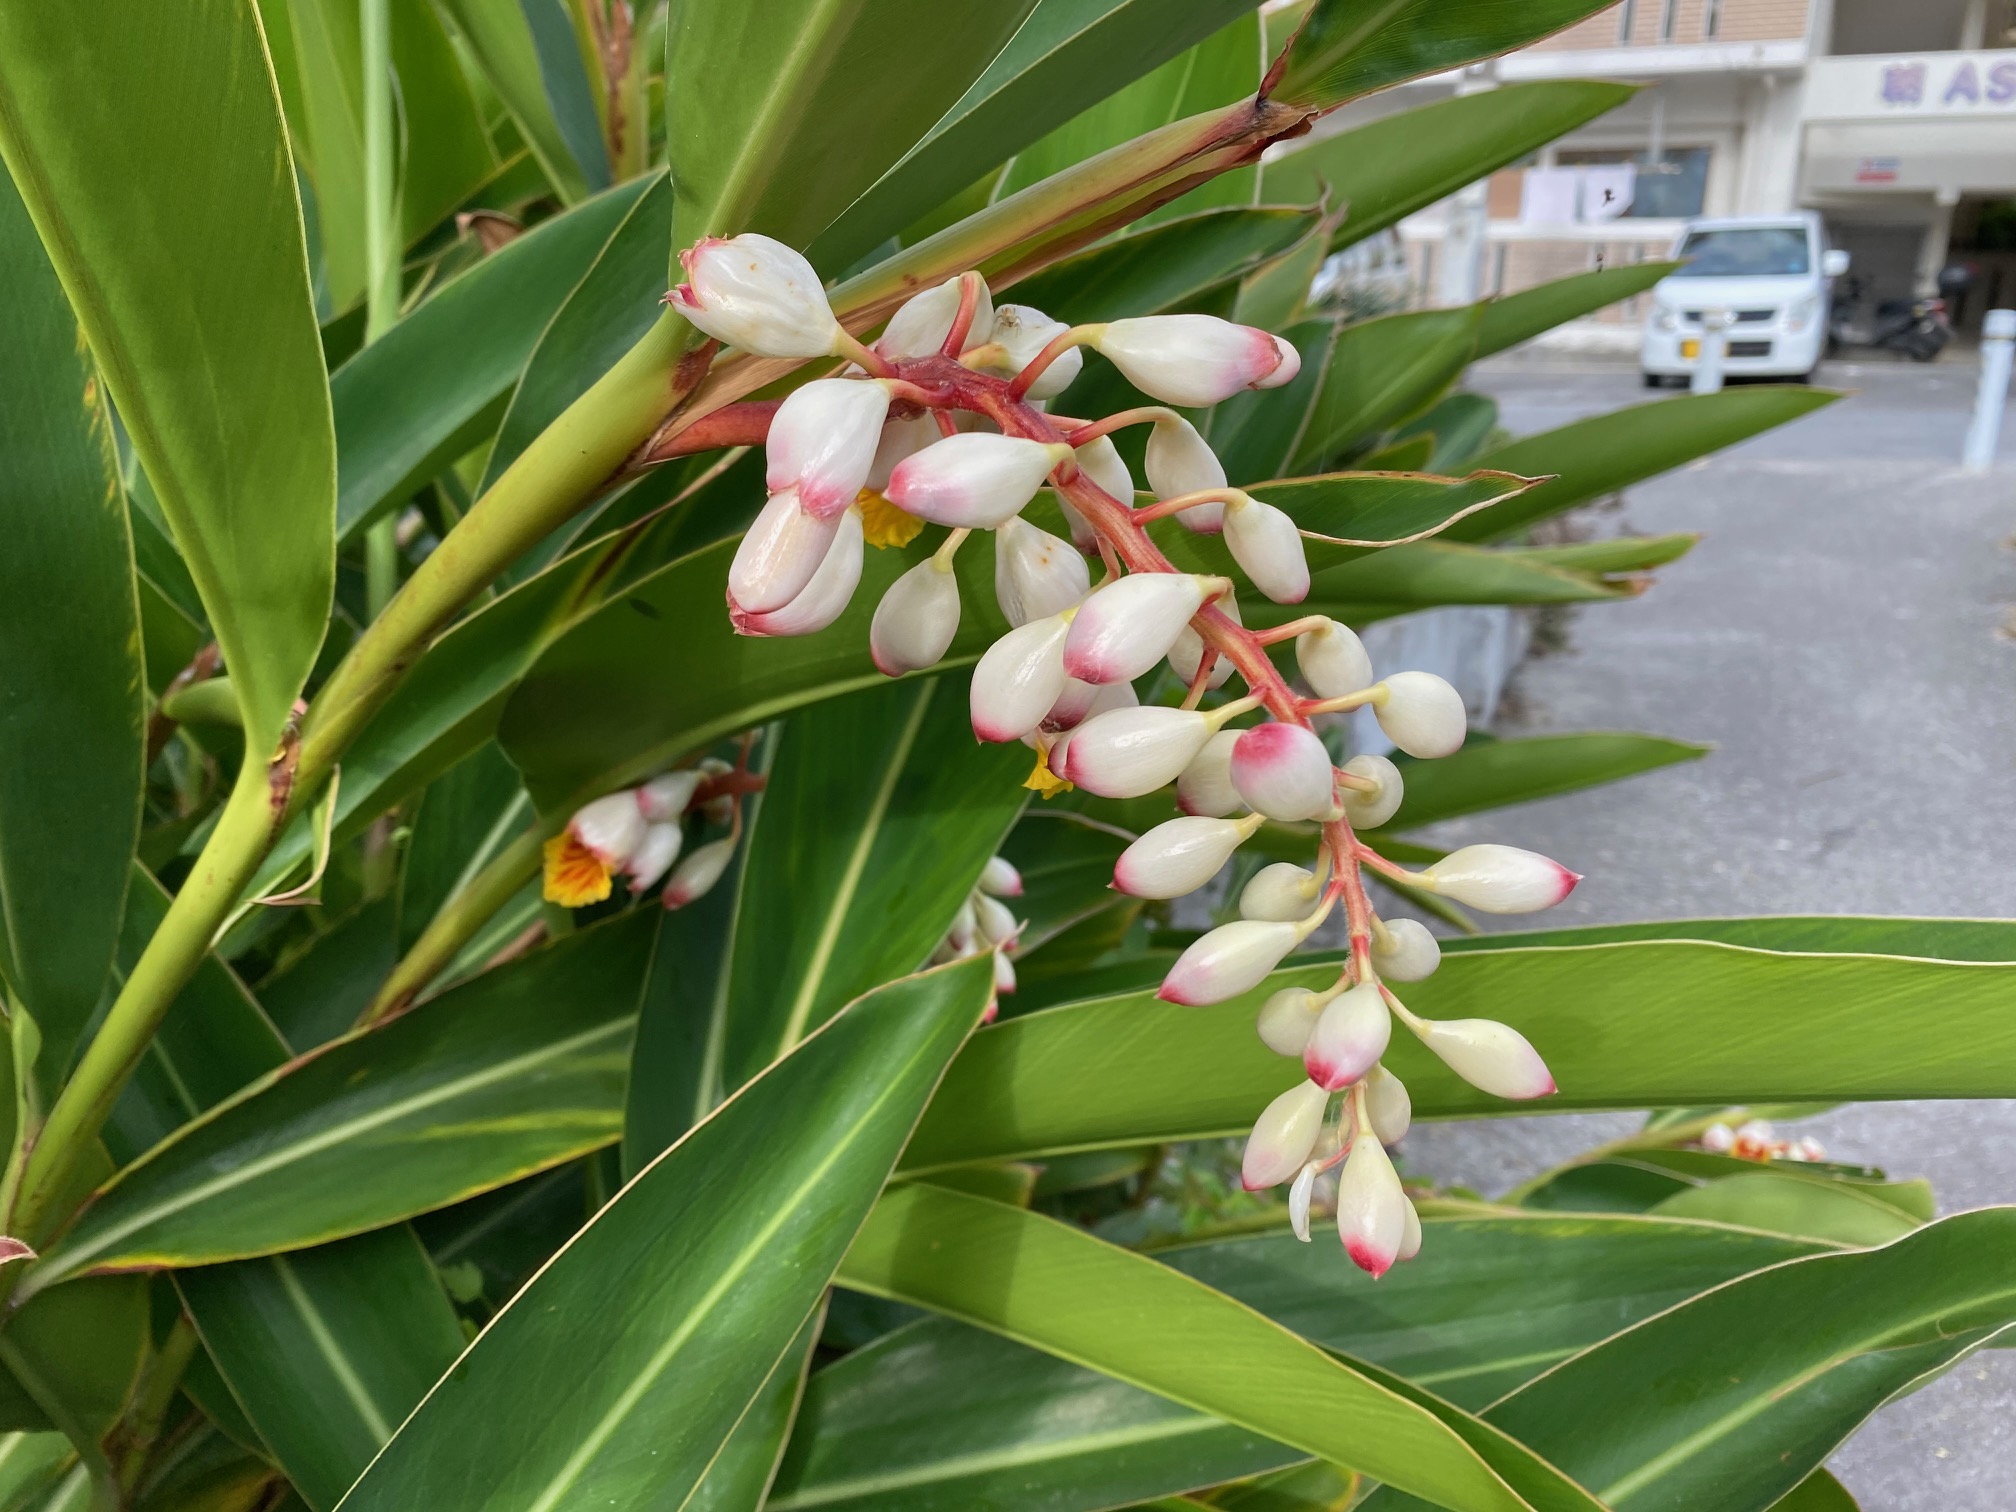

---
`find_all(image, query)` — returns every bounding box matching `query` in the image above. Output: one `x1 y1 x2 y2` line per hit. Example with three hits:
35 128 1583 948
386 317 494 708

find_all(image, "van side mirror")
1823 249 1851 277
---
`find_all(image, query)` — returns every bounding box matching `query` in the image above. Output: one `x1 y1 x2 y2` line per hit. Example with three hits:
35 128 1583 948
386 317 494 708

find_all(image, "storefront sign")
1805 50 2016 121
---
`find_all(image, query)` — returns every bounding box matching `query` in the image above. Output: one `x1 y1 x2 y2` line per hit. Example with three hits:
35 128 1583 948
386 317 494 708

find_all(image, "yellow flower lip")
543 832 613 907
1023 744 1073 799
857 487 925 550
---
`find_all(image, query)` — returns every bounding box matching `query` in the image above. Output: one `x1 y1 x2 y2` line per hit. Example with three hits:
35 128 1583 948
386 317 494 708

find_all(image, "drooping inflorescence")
556 232 1585 1277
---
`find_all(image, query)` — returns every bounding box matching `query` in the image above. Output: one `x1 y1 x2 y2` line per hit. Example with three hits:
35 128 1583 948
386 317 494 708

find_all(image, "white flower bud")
970 611 1072 743
662 835 736 909
1370 918 1440 983
871 558 961 676
1413 1016 1555 1099
1222 494 1309 605
994 516 1089 628
989 304 1080 399
1421 844 1580 914
1303 982 1391 1092
1240 861 1320 923
973 891 1023 952
1256 986 1324 1056
1166 592 1239 691
945 898 978 955
669 234 841 358
1064 573 1221 685
1175 729 1244 818
1073 433 1134 506
1113 814 1259 900
696 758 735 826
730 506 863 637
1363 1063 1412 1146
636 771 702 822
867 411 938 491
568 791 647 866
1700 1121 1737 1154
875 276 994 361
1397 1195 1423 1262
1061 705 1215 799
1289 1162 1318 1242
888 434 1069 528
1090 316 1298 408
729 487 843 615
1240 1080 1329 1191
1144 413 1227 533
1230 722 1334 822
1296 619 1373 701
624 822 685 891
978 857 1022 897
1336 1131 1407 1278
1373 671 1466 759
1339 753 1403 829
765 378 891 520
993 948 1017 996
1157 918 1301 1005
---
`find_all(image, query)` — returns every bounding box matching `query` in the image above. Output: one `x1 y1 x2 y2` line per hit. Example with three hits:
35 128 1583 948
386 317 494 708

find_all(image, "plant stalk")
360 826 544 1025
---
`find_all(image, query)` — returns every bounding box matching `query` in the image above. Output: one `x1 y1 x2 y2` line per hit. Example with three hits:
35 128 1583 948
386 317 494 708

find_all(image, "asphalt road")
1396 352 2016 1509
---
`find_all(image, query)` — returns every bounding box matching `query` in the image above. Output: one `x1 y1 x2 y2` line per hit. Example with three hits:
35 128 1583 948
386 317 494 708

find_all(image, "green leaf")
1270 0 1616 110
1008 206 1319 325
838 1184 1587 1512
1767 1471 1859 1512
332 175 653 542
1292 306 1482 469
0 164 143 1081
1475 264 1680 362
687 1304 825 1512
0 1276 146 1444
810 0 1265 270
255 897 398 1050
1290 541 1641 625
1450 915 2016 960
42 910 657 1280
1647 1171 1920 1248
998 809 1135 954
516 0 609 194
433 0 593 201
1366 1210 2016 1512
0 1433 73 1510
0 0 335 758
1379 734 1709 832
1397 393 1499 472
902 937 2016 1169
395 742 529 955
665 0 1037 258
1451 390 1841 545
334 956 993 1512
1261 83 1635 251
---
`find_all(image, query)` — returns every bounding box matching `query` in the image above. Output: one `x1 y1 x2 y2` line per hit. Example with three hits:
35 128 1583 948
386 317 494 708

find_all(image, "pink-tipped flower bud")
1231 722 1334 822
663 836 735 909
1303 982 1391 1092
1241 1080 1329 1191
696 758 735 825
1157 919 1302 1005
1090 316 1299 408
1339 753 1402 829
1363 1063 1412 1145
1296 619 1373 701
888 434 1069 528
1373 671 1466 759
1240 861 1320 923
970 611 1072 743
993 949 1017 997
875 276 994 361
994 516 1089 628
624 822 685 891
1397 1196 1423 1262
989 304 1081 399
867 411 939 491
1064 573 1222 685
1167 592 1239 691
730 507 863 637
1176 729 1244 817
978 856 1022 897
945 899 978 956
730 488 843 615
1412 1016 1555 1099
1073 433 1135 507
1370 918 1439 983
1062 706 1215 799
766 378 891 519
1421 844 1579 914
1144 413 1227 533
1256 986 1325 1057
670 234 842 358
569 791 646 867
1336 1130 1407 1278
1114 813 1261 900
1222 494 1309 605
1040 673 1136 734
973 891 1023 952
637 771 702 822
1289 1162 1318 1242
871 558 961 676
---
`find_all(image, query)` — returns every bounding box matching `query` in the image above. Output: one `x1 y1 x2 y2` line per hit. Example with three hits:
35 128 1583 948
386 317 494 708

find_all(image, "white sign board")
1805 51 2016 121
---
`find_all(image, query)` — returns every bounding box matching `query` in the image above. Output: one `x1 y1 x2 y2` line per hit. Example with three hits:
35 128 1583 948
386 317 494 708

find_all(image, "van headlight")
1653 302 1680 333
1784 295 1819 333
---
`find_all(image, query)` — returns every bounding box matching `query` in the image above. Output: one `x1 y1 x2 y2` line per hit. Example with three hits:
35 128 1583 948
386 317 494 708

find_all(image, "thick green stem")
360 826 545 1024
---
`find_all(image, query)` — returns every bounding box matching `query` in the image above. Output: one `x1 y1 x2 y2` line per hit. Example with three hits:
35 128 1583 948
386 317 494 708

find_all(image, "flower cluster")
1700 1119 1825 1163
544 754 758 911
656 233 1585 1275
928 855 1025 1010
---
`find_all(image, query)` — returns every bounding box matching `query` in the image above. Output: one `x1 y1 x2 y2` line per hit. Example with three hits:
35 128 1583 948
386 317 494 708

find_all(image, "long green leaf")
1379 734 1709 833
334 956 994 1512
1475 265 1679 362
688 1304 825 1512
433 0 592 201
1449 916 2016 960
1008 206 1319 324
1293 305 1481 469
0 0 334 757
0 1433 72 1510
0 164 143 1082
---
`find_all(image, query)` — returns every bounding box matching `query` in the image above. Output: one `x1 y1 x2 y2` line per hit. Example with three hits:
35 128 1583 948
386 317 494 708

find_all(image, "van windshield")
1671 227 1811 277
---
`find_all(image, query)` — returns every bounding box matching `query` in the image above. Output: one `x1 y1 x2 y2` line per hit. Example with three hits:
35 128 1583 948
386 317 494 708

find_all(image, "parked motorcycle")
1827 274 1951 362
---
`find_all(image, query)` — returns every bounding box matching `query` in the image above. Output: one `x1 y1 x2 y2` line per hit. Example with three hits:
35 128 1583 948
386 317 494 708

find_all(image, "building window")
1616 0 1636 44
1702 0 1722 37
1659 0 1677 41
1556 146 1711 219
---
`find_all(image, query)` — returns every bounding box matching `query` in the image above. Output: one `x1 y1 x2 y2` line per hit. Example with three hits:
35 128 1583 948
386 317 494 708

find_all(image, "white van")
1639 212 1848 386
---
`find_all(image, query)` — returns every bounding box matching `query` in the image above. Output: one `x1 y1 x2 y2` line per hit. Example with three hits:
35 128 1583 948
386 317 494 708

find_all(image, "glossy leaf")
335 956 993 1512
1288 541 1643 626
1451 915 2016 960
434 0 593 201
1475 264 1680 362
0 0 334 758
1169 472 1535 573
1379 734 1709 832
255 897 398 1051
1767 1472 1859 1512
903 937 2016 1169
517 0 609 194
665 0 1037 257
1397 393 1500 472
1293 305 1482 470
0 1434 73 1509
998 810 1135 955
0 1275 146 1444
687 1304 825 1512
1009 207 1319 325
1647 1171 1920 1247
0 163 143 1081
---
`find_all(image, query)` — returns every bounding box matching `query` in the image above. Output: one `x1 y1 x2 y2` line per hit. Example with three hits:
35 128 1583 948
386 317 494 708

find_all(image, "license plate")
1680 337 1700 359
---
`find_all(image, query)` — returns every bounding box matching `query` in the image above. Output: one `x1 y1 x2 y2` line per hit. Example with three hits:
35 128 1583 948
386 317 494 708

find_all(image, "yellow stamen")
858 487 924 549
543 832 613 907
1023 745 1073 799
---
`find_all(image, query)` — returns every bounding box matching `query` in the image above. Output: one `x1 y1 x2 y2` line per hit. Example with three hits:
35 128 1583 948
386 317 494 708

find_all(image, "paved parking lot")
1399 352 2016 1508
